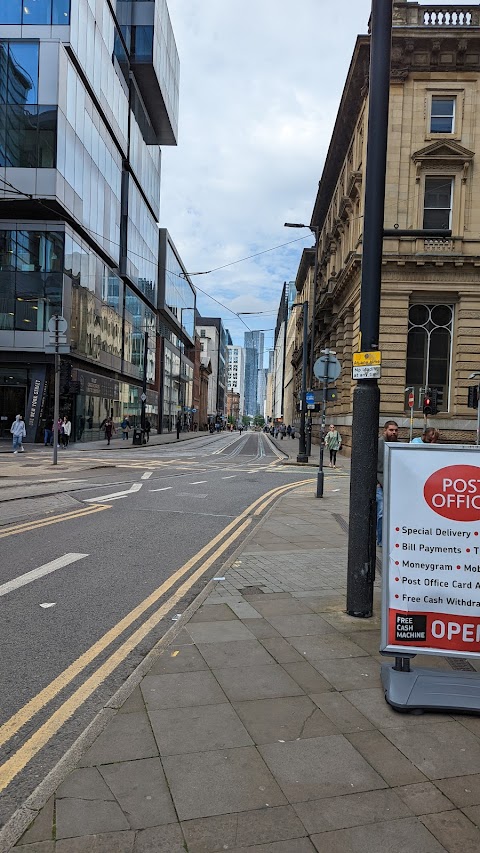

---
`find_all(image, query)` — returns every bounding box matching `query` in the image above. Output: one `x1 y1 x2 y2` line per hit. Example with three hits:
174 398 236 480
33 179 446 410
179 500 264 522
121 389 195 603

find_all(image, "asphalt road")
0 431 314 829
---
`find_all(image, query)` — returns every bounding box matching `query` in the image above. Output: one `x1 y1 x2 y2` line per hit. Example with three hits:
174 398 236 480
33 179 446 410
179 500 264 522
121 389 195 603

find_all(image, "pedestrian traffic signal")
468 385 479 409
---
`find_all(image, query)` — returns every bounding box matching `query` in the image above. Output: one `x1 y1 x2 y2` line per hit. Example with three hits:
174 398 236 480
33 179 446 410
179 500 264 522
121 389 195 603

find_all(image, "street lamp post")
285 223 319 456
141 329 148 433
291 301 309 463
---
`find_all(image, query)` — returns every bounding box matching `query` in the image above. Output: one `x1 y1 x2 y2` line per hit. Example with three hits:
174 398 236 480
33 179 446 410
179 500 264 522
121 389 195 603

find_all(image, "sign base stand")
382 661 480 714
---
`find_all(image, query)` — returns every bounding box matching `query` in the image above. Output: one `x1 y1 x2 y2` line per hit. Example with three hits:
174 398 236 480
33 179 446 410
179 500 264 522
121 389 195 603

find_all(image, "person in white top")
10 414 26 453
62 416 72 447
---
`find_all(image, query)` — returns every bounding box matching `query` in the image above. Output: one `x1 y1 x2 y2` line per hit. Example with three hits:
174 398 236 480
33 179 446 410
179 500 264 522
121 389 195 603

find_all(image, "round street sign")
47 315 68 334
313 355 341 382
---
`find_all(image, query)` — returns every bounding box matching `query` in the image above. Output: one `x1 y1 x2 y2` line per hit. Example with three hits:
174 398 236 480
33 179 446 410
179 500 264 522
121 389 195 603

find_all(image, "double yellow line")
0 503 109 539
0 477 312 792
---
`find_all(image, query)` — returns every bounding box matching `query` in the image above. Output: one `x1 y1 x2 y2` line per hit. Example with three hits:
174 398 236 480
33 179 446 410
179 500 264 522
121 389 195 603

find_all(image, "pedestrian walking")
411 427 439 444
101 416 115 446
377 420 399 548
44 416 54 446
239 424 243 434
57 417 64 447
120 415 131 440
176 417 181 440
325 424 342 467
144 418 151 442
10 414 26 453
286 425 292 438
62 416 72 447
291 427 296 439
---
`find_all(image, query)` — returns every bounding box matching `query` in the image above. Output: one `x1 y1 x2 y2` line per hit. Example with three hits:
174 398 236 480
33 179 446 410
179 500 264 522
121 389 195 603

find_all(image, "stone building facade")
292 1 480 448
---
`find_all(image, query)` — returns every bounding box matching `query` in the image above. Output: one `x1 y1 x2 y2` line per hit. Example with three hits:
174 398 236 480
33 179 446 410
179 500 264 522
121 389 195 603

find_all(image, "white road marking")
150 486 172 492
0 553 88 598
84 482 143 503
141 471 153 480
222 476 236 479
40 602 56 609
177 493 207 498
189 480 207 485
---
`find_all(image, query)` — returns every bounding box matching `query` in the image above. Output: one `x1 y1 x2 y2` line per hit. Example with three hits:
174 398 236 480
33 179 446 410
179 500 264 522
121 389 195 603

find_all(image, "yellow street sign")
353 351 382 366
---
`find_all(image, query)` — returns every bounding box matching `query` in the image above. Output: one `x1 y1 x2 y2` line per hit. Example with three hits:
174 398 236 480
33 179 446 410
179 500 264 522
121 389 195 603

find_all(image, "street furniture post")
316 349 330 498
346 0 393 617
298 301 309 463
53 315 60 466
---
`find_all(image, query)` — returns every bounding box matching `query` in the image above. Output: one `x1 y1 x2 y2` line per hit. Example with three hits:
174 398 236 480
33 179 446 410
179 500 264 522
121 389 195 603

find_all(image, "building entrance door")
0 387 27 440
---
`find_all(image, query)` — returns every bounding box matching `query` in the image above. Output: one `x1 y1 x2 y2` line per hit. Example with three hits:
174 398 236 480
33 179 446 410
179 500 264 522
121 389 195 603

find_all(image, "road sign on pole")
314 355 341 383
408 392 414 408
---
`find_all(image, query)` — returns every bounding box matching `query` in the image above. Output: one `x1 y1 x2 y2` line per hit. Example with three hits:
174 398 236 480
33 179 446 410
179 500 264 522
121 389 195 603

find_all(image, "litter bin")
132 429 143 445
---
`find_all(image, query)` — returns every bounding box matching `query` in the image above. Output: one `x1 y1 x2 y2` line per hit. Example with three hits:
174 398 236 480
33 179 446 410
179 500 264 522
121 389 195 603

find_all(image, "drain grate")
333 513 348 533
240 586 266 595
447 657 475 672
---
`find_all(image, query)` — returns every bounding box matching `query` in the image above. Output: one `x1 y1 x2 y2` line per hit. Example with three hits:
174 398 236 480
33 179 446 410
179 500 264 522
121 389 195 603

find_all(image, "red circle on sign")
424 465 480 522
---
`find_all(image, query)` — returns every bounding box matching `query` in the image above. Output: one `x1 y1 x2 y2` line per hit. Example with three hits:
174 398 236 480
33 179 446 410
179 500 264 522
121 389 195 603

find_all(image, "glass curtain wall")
165 242 195 338
0 229 63 330
65 232 124 372
0 40 56 168
124 286 156 382
1 0 70 25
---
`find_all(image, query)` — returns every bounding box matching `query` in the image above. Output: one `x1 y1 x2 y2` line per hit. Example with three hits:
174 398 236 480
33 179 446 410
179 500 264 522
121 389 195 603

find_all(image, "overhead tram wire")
0 175 307 337
0 175 312 285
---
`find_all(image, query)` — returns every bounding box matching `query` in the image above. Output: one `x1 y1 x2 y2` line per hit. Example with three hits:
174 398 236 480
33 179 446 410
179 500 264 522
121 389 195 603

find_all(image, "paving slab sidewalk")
7 476 480 853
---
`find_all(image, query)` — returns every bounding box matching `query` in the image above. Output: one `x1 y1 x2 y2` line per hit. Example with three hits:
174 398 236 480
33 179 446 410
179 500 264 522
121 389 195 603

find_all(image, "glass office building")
157 229 195 433
0 0 179 441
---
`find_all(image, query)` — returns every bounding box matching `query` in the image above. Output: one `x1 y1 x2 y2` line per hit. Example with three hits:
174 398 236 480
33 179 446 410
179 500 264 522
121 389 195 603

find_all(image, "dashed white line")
0 553 88 598
141 471 153 480
189 480 207 485
84 482 143 503
150 486 173 492
222 476 236 479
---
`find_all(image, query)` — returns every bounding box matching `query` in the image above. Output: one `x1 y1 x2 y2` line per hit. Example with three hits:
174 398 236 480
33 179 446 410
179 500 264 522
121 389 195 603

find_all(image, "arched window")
406 303 453 412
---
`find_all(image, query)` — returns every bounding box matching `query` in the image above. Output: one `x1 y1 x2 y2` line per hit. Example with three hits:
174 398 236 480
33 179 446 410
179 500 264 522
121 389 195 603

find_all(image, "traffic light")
423 389 438 416
468 386 479 409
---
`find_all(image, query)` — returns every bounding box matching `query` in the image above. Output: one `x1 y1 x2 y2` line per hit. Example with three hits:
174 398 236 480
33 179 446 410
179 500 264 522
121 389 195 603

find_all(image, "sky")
159 1 438 355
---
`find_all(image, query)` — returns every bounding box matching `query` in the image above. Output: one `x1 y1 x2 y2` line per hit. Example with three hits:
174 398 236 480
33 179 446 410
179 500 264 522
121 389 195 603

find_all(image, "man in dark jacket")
377 420 399 547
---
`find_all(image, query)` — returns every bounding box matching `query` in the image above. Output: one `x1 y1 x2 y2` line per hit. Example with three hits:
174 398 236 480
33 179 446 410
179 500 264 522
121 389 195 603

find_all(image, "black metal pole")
297 301 309 463
346 0 392 617
306 227 319 458
53 314 60 466
317 349 330 497
141 329 148 432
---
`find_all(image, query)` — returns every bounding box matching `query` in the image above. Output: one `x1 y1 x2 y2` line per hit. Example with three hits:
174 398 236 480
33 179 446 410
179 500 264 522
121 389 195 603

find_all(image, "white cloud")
160 0 374 347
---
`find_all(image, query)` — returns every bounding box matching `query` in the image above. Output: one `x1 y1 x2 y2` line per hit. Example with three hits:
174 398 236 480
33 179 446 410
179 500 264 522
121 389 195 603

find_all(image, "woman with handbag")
325 424 342 468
